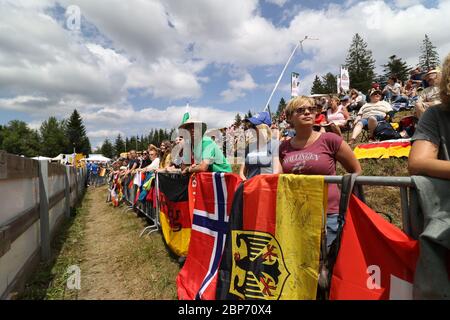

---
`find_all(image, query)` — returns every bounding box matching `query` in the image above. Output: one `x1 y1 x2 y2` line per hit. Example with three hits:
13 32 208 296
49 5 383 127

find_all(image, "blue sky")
1 0 449 149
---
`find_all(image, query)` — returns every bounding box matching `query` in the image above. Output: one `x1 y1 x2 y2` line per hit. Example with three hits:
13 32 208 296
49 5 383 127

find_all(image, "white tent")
32 156 52 161
82 154 111 162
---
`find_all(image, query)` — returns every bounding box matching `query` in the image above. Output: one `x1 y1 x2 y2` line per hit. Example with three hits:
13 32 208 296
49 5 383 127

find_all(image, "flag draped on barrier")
177 172 242 300
330 195 419 300
158 173 192 257
216 174 326 300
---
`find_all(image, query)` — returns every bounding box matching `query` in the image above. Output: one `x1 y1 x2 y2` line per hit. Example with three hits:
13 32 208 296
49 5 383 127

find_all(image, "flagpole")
263 36 318 112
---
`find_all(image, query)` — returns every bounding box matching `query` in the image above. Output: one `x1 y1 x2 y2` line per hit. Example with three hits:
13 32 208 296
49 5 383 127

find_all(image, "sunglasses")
294 106 318 115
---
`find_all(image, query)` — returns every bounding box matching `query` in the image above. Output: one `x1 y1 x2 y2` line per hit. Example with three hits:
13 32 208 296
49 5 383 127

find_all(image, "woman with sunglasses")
273 95 361 249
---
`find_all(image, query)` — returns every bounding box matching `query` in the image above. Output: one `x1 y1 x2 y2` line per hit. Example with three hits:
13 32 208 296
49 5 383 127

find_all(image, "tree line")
310 33 440 94
0 109 91 158
98 129 175 159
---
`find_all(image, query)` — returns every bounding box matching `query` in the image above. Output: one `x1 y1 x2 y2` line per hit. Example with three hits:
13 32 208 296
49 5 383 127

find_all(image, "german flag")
353 140 411 160
216 174 327 300
158 173 191 257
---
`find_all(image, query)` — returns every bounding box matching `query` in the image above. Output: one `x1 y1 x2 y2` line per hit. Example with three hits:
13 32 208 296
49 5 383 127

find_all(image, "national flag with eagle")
158 173 192 257
216 174 327 300
330 194 419 300
177 172 242 300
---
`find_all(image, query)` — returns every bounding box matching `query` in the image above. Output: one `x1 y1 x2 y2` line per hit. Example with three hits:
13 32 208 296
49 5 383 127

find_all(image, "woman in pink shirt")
274 95 361 249
325 95 349 136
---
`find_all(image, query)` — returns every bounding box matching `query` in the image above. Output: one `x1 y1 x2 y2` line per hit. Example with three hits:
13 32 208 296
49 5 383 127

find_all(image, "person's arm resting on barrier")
408 108 450 179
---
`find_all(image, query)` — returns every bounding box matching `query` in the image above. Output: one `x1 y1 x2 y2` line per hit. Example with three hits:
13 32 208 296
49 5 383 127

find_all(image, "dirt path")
77 185 180 300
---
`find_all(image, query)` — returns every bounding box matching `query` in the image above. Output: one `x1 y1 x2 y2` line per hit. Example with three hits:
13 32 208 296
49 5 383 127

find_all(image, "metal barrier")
110 172 415 238
108 171 160 237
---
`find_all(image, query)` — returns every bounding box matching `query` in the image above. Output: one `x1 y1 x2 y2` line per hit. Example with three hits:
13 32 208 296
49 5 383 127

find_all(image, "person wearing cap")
179 119 231 174
239 111 280 180
415 68 442 118
274 95 361 250
349 88 393 145
409 53 450 179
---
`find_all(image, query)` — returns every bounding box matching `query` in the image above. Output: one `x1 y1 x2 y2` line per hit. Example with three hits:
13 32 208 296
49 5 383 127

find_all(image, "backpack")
373 121 401 141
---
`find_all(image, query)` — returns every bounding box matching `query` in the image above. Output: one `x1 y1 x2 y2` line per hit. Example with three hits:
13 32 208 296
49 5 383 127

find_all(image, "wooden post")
64 166 71 218
38 160 51 262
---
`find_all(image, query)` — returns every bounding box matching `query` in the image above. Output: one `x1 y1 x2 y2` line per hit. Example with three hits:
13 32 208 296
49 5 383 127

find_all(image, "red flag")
177 172 241 300
330 195 419 300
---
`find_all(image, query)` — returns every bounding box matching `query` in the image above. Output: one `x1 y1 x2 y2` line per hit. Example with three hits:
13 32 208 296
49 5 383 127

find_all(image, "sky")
1 0 450 149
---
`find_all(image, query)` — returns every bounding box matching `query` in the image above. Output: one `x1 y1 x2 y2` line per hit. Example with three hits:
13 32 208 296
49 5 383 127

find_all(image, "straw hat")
178 118 207 133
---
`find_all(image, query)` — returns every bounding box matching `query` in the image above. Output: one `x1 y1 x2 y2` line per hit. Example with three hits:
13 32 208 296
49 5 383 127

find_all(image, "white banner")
340 66 350 92
291 72 300 97
337 77 341 94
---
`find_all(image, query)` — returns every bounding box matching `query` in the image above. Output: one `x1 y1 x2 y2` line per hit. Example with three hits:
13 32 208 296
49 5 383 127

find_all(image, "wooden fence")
0 151 87 299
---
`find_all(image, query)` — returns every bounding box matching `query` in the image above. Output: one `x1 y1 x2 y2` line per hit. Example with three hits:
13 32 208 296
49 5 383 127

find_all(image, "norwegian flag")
177 172 242 300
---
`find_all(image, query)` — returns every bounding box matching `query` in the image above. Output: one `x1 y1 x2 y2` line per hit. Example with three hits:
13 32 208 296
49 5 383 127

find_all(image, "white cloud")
266 0 289 7
2 0 450 146
220 72 258 103
393 0 425 8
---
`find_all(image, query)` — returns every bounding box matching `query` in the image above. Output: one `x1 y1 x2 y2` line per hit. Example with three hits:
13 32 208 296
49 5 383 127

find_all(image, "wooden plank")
48 189 66 210
48 163 65 177
0 205 40 258
0 151 39 181
0 248 41 300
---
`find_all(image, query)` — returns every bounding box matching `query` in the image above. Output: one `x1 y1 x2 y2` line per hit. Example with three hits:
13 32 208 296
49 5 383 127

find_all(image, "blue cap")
246 111 272 126
340 95 350 101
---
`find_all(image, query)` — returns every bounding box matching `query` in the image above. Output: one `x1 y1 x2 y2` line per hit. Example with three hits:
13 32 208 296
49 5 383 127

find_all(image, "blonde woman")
239 112 280 180
273 96 361 248
409 53 450 179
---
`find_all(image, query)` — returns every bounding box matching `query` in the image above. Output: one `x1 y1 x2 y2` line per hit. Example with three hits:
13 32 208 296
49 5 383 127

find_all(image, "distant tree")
39 117 68 157
1 120 41 157
419 34 440 71
276 97 287 117
66 109 91 155
0 125 4 147
101 139 114 159
345 33 376 93
321 73 338 94
246 110 253 119
382 55 411 83
234 113 242 126
125 137 129 152
114 134 125 155
311 75 324 94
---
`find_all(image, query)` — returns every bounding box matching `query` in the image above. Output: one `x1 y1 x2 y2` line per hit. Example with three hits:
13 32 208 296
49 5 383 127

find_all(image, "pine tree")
39 117 68 157
419 34 440 71
114 134 125 155
125 137 130 152
246 110 253 119
101 139 114 159
66 109 91 155
382 55 411 83
234 113 242 126
311 75 324 94
321 73 338 94
1 120 41 157
276 98 287 117
345 33 376 93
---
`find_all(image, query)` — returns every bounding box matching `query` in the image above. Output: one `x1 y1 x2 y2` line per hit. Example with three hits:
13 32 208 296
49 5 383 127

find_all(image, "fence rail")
113 171 416 239
0 151 87 299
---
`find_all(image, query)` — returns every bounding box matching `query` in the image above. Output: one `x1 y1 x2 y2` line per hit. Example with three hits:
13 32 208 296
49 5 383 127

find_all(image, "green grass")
19 196 90 300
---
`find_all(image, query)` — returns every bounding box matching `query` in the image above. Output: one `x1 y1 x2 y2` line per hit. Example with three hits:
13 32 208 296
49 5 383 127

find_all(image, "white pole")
263 36 318 112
